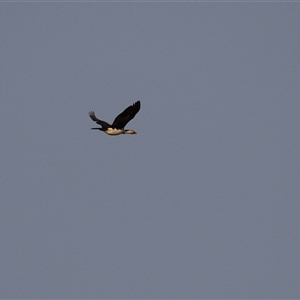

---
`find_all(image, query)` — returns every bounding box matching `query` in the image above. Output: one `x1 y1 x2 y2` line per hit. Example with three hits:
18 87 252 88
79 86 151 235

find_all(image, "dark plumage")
89 101 141 135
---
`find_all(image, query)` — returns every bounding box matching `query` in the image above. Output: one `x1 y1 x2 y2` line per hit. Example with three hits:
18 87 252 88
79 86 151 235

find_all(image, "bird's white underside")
105 128 124 135
104 128 136 135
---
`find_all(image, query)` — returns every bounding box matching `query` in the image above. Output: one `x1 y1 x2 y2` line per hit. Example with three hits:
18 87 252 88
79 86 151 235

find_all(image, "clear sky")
1 2 299 299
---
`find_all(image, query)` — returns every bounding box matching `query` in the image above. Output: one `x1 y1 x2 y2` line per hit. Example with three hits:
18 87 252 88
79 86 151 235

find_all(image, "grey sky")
1 3 300 299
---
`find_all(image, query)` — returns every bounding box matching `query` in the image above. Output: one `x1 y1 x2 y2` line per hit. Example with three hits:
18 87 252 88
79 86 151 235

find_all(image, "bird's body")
89 101 140 136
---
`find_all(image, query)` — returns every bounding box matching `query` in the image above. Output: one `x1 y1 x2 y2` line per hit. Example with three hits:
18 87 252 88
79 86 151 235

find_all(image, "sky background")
1 2 300 299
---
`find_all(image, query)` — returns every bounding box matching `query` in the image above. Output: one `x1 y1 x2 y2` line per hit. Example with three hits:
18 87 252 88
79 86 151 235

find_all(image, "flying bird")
89 101 141 135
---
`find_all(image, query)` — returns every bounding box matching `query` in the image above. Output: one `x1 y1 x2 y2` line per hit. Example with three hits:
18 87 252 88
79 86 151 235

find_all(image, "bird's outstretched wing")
88 111 111 128
111 101 141 129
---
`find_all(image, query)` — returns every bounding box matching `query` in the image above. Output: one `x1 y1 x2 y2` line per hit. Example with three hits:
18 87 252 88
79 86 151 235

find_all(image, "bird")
89 101 141 136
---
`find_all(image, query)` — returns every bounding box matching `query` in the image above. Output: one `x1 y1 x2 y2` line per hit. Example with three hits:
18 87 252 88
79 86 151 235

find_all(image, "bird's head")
124 129 137 134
